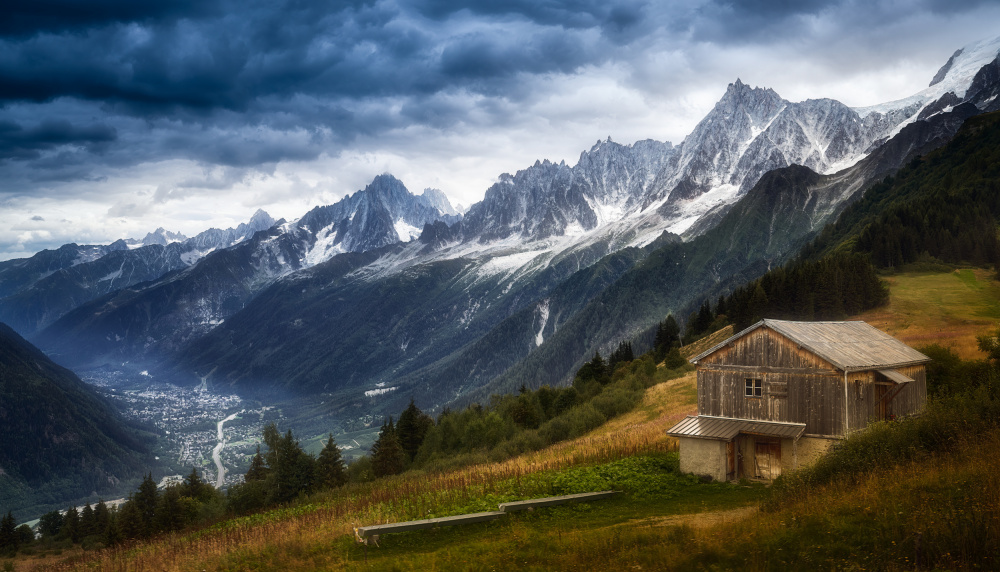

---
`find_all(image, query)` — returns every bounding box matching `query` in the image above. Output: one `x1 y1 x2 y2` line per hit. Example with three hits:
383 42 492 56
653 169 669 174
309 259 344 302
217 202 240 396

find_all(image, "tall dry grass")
33 374 694 571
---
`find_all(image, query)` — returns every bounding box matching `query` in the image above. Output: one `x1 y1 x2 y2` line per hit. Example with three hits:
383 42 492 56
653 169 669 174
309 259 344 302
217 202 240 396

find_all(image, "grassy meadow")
858 267 1000 358
10 267 1000 571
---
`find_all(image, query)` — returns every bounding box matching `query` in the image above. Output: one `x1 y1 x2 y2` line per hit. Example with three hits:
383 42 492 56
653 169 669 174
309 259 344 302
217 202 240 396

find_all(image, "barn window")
745 378 762 397
854 380 864 400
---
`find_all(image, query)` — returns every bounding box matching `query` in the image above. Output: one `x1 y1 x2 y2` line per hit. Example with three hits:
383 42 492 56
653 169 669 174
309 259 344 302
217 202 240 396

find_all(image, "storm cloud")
0 0 998 259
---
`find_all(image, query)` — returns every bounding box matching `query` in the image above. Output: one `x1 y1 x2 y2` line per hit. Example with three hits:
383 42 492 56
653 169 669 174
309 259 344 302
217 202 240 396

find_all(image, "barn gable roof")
689 319 931 371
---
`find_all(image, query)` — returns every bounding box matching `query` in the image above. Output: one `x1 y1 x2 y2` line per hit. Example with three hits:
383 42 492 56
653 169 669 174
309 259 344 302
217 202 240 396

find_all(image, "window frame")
744 378 763 398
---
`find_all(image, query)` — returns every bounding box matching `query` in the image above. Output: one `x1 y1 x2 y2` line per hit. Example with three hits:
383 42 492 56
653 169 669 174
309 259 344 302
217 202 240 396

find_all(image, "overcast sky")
1 0 998 260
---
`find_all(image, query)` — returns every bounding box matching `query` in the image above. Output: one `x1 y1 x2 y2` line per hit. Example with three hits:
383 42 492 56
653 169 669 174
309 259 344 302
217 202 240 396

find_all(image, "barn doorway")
754 438 781 480
733 435 782 480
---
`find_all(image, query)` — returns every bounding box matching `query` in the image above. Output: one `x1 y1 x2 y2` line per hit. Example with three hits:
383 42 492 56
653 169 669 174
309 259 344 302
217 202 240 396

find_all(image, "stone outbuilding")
666 319 930 481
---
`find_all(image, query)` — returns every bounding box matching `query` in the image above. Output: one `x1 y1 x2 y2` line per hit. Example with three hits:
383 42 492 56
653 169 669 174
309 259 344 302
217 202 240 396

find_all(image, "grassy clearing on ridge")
856 267 1000 358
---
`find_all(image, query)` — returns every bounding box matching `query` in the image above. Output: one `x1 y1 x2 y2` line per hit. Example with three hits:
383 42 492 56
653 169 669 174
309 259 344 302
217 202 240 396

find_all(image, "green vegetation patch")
549 455 698 498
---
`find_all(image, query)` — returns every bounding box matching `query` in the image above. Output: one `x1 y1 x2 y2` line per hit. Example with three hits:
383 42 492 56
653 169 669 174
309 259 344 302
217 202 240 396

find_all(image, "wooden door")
754 439 781 480
726 441 736 480
876 384 889 420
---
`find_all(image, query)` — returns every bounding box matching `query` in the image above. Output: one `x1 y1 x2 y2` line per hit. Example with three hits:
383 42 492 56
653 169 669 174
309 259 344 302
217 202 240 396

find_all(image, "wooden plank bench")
355 511 506 544
354 490 618 547
498 490 617 512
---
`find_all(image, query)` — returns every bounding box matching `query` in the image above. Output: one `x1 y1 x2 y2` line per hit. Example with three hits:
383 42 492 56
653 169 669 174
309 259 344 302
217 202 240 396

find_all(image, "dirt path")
627 505 759 529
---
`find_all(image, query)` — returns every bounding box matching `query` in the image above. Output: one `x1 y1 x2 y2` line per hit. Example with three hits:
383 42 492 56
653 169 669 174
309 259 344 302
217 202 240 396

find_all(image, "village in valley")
82 367 281 489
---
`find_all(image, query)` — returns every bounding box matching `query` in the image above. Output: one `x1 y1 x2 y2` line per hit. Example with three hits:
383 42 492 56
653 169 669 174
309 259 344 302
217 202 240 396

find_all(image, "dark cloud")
439 29 595 80
0 0 213 37
691 0 838 43
30 215 43 221
0 0 644 172
0 0 647 114
0 0 994 190
411 0 608 28
0 120 117 160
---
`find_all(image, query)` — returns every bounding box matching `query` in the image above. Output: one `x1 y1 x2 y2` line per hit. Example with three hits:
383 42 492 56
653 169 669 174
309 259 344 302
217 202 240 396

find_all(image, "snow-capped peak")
854 35 1000 119
246 209 277 232
141 227 187 246
420 188 459 216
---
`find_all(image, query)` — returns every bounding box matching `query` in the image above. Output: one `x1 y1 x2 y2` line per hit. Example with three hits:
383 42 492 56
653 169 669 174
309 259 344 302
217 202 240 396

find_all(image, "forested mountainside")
0 322 153 517
694 110 1000 336
462 109 1000 401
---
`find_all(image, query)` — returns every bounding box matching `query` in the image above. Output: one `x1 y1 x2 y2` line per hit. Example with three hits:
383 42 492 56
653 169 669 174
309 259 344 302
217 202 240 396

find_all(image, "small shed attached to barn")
666 319 930 481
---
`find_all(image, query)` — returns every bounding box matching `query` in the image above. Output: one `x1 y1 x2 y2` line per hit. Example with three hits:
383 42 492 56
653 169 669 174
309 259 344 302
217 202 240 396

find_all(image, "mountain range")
6 35 1000 422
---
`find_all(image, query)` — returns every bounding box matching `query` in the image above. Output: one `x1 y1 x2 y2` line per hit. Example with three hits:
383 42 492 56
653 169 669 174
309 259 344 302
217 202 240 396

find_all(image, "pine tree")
80 502 96 539
314 434 347 489
182 467 208 501
747 283 769 328
262 424 315 504
116 496 144 541
103 510 121 547
156 487 186 533
664 346 687 369
245 445 269 482
94 500 111 542
396 399 433 462
575 351 609 385
371 418 405 477
695 299 714 335
62 506 81 543
0 511 17 555
38 511 62 540
715 295 728 320
134 473 159 538
608 340 634 371
654 315 680 361
15 524 32 548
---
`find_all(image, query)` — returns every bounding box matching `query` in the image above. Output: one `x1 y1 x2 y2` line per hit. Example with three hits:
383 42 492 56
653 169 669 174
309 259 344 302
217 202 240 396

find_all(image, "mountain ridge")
25 35 1000 417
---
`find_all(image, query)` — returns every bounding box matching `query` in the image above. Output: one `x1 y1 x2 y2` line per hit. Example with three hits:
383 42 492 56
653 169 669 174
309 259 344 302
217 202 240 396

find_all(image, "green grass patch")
325 453 763 571
858 268 1000 358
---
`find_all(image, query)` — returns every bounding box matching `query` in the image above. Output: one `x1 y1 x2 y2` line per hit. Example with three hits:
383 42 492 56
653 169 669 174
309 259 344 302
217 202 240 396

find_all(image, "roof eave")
842 358 933 373
688 319 768 364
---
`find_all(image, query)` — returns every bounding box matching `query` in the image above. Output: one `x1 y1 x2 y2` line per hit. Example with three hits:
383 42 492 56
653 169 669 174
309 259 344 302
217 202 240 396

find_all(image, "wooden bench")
354 490 617 546
355 511 506 544
498 490 617 512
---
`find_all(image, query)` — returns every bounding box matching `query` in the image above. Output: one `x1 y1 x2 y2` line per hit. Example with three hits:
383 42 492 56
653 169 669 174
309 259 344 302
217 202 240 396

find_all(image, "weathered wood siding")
697 327 839 371
697 328 846 436
696 328 928 437
845 365 927 432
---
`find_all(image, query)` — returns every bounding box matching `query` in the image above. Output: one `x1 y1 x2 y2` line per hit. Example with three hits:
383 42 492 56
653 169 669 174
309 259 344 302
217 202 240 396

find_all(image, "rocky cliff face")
34 176 459 364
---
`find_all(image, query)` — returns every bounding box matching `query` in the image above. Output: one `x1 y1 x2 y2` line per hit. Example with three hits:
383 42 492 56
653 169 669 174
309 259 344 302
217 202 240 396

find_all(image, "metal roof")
690 319 931 371
666 415 806 441
878 368 914 384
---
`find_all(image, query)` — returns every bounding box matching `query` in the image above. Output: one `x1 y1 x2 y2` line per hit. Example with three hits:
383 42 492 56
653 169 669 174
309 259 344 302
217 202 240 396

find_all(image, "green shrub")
591 386 642 419
771 382 1000 508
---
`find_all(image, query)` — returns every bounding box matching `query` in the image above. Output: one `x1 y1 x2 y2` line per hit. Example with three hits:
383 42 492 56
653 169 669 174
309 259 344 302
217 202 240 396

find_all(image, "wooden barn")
666 319 930 481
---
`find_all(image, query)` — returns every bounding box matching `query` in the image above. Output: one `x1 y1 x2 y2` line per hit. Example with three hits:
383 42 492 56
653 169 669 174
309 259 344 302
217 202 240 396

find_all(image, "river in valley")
212 411 241 488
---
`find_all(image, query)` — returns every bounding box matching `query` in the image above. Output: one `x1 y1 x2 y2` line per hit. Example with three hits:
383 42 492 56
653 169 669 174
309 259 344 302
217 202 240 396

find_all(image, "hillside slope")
0 322 153 518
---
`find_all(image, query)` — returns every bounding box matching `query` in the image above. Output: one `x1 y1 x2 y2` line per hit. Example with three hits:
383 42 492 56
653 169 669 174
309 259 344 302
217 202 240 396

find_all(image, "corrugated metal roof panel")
690 319 930 370
878 368 914 384
666 415 806 441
